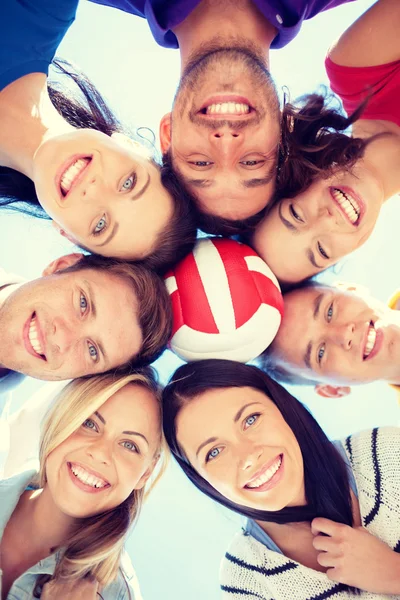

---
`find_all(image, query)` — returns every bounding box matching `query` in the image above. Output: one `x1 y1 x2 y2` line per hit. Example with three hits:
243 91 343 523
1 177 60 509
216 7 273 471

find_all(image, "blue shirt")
0 471 142 599
89 0 356 50
0 0 79 92
245 440 359 551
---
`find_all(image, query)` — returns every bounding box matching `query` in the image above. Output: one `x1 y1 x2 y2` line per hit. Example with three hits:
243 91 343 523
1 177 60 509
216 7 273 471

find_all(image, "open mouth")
330 187 362 226
244 454 283 490
59 156 92 198
198 95 254 119
363 321 378 360
68 462 110 490
26 312 46 361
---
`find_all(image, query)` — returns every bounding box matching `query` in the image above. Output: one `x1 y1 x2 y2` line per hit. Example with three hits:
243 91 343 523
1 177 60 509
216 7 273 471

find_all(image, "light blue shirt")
0 471 142 599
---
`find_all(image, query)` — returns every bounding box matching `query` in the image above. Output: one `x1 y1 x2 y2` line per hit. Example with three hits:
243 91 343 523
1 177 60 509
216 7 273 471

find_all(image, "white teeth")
332 189 360 225
246 456 282 489
60 158 90 195
70 464 108 489
363 324 377 358
206 102 250 115
28 316 44 357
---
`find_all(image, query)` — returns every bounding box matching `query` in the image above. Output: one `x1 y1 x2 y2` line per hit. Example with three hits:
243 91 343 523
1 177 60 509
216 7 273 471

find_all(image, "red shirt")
325 56 400 128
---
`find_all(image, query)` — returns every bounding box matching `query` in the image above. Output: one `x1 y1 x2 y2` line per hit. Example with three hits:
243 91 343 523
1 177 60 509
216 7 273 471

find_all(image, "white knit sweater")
220 427 400 600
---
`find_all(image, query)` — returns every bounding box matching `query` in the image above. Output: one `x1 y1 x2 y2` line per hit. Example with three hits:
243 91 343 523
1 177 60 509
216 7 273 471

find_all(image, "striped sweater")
220 427 400 600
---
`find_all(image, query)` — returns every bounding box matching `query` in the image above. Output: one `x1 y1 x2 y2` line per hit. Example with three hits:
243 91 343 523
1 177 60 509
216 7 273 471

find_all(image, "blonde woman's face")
45 383 161 518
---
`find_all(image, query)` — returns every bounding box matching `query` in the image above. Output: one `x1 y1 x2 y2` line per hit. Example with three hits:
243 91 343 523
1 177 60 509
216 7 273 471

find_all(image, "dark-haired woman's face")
33 130 174 260
176 386 305 511
251 163 384 284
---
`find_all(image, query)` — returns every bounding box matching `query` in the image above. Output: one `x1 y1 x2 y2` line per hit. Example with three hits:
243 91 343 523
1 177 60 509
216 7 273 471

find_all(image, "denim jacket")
0 471 143 599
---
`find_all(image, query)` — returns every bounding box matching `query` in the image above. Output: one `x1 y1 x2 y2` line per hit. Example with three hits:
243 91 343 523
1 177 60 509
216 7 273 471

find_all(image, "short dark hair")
162 360 353 526
62 253 172 368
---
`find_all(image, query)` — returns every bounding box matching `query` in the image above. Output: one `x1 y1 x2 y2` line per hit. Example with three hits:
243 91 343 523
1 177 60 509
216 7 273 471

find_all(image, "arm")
328 0 400 66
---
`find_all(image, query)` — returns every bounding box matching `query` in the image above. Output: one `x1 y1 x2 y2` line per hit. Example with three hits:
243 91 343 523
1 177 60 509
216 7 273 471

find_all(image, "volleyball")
164 238 284 362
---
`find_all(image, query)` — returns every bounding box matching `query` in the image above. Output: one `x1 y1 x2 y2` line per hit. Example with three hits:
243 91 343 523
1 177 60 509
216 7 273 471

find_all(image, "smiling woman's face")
45 383 161 519
176 386 305 511
251 163 384 284
33 130 174 260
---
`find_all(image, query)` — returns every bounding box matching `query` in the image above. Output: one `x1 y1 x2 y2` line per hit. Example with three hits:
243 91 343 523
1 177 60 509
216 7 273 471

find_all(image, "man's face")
0 263 142 380
161 48 280 220
272 285 400 385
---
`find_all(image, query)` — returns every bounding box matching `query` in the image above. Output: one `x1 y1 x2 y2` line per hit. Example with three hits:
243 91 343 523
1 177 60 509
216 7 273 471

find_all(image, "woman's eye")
80 293 88 314
93 216 107 235
121 440 139 453
327 302 334 322
318 242 330 259
82 418 98 431
121 173 136 191
87 342 98 362
206 447 221 462
317 344 326 365
289 204 303 222
244 414 259 428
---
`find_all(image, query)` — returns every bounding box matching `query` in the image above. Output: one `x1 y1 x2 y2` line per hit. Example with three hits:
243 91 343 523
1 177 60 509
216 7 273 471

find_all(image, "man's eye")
240 160 264 166
317 344 326 365
121 440 139 453
120 173 136 191
80 293 88 314
318 242 330 259
88 342 98 362
93 215 107 236
82 418 98 431
206 447 221 462
189 161 213 167
289 204 303 222
327 302 334 322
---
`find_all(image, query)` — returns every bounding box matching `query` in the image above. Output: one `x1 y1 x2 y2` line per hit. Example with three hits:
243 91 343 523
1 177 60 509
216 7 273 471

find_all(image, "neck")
0 73 72 179
16 486 76 557
173 0 276 73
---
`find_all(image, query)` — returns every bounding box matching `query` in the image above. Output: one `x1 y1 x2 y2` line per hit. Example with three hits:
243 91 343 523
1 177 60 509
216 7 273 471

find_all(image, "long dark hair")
162 359 353 526
276 90 371 199
0 59 197 272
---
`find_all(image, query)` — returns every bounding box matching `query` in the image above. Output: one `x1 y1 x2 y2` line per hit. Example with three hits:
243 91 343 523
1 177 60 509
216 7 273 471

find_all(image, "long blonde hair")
34 367 165 595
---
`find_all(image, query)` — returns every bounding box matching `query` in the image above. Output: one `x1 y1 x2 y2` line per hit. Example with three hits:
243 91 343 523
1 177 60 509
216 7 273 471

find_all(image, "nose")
50 317 75 354
330 322 355 349
81 175 98 200
238 444 263 471
210 129 242 159
86 438 112 465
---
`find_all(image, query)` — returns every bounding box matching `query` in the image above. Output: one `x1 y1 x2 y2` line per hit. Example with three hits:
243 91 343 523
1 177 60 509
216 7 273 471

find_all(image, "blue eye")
245 414 259 428
80 293 88 313
83 418 97 431
121 440 139 453
121 174 136 191
317 344 326 364
191 161 212 167
240 160 264 166
206 447 221 462
93 216 107 235
88 342 98 362
327 303 333 322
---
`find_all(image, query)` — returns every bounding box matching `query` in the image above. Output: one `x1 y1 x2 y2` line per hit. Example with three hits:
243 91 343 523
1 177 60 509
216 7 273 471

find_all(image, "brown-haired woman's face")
176 386 304 511
251 163 384 284
45 383 161 519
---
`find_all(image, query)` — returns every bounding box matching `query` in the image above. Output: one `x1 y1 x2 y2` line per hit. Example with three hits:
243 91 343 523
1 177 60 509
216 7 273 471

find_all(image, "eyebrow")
94 412 149 446
195 401 263 458
187 170 275 191
303 293 324 369
84 280 108 365
187 179 214 188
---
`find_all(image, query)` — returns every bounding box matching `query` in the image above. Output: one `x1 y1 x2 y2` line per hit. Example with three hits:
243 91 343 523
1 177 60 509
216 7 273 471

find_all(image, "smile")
362 321 382 361
202 102 250 116
330 187 362 226
24 312 46 360
58 156 91 197
68 462 110 490
198 95 254 120
244 454 283 490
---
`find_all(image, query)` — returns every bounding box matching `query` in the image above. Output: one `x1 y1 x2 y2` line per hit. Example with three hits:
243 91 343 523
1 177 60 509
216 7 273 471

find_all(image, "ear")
42 253 84 277
314 384 351 398
159 113 172 155
51 221 78 246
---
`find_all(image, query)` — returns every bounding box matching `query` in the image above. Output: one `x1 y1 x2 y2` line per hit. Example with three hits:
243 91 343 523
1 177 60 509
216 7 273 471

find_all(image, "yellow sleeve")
388 289 400 311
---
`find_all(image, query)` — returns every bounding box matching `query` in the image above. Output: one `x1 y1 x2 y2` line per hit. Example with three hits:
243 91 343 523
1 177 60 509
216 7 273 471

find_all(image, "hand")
41 577 99 599
311 518 400 594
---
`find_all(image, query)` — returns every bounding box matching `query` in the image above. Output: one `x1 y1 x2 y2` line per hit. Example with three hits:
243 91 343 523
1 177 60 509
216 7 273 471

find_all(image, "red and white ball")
164 238 283 362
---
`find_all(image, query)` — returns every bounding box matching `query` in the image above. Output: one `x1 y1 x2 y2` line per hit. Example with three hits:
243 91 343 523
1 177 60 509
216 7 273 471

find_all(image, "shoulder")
0 470 37 534
343 427 400 485
101 551 143 600
388 289 400 311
